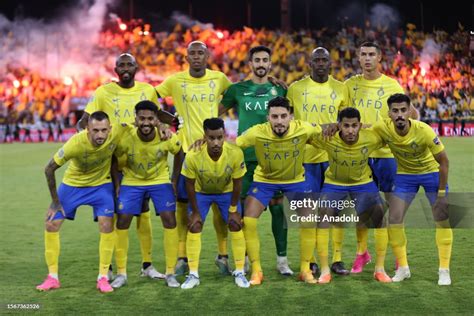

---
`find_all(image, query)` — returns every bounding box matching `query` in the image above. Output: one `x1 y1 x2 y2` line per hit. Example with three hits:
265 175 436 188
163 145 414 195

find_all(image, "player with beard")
371 94 452 285
77 53 177 281
235 97 322 285
110 101 182 289
219 46 292 276
287 47 350 276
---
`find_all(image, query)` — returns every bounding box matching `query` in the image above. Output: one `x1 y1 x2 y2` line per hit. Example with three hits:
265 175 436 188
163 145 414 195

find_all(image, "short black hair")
387 94 411 108
359 41 381 53
249 45 272 60
135 100 159 116
268 96 291 112
89 111 109 122
203 117 225 131
338 107 361 122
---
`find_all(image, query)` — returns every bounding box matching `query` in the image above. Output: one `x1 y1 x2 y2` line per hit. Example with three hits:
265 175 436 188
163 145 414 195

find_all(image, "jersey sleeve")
155 76 174 98
340 84 350 110
218 74 233 95
424 125 445 155
236 125 258 148
53 136 78 166
370 121 389 141
84 89 101 114
181 154 196 179
232 148 247 179
165 133 182 155
221 84 237 109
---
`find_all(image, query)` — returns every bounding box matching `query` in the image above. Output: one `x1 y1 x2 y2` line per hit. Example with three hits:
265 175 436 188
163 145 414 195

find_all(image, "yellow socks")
44 231 60 275
164 227 179 275
388 224 408 267
212 204 228 256
137 211 152 263
332 226 344 263
299 228 316 273
176 201 188 258
115 229 129 275
435 220 453 269
356 227 368 254
230 230 246 272
243 217 262 273
186 232 202 274
316 228 330 274
99 231 116 277
374 228 388 271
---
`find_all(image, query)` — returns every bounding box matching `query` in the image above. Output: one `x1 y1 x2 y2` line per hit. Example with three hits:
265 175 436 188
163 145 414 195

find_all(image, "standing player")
219 45 292 275
180 118 249 289
343 42 418 273
372 94 452 285
78 53 177 279
110 101 182 289
156 41 233 275
311 107 391 283
36 111 123 293
236 96 322 285
287 47 350 276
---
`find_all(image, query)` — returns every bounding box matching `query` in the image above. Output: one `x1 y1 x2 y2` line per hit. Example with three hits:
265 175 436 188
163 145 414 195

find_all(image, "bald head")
187 41 208 50
116 53 137 66
310 47 330 83
186 41 209 76
114 53 137 87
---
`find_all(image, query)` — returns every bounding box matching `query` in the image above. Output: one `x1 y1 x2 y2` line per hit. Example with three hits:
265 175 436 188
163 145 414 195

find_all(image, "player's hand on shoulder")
189 138 206 151
322 123 339 140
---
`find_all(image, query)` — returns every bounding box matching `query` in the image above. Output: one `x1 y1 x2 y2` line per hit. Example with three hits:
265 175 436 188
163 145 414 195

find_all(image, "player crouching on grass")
180 118 250 289
111 101 182 289
37 111 125 293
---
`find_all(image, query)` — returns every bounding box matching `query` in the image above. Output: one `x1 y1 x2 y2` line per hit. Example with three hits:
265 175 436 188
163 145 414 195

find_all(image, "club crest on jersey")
433 137 440 145
225 165 234 174
156 150 164 159
410 141 419 150
330 90 337 100
292 137 300 144
271 87 277 96
108 144 116 151
377 87 385 97
360 146 368 155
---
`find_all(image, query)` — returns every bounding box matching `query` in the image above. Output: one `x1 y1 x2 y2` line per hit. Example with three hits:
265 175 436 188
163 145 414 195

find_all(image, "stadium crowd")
0 21 472 142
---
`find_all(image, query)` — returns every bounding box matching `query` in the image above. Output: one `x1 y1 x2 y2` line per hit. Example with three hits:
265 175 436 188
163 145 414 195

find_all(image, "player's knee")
45 220 61 232
161 212 177 229
116 215 132 230
99 219 114 233
189 221 202 233
228 219 242 232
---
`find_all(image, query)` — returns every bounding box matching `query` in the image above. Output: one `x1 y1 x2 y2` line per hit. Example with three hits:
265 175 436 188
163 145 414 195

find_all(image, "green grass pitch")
0 138 473 314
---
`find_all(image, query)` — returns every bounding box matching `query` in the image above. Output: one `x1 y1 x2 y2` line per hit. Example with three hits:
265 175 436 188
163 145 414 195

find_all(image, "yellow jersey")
115 126 182 186
181 142 246 194
311 129 384 186
372 119 445 174
155 70 232 152
236 120 321 184
54 124 126 187
344 74 404 158
85 81 159 124
288 75 349 163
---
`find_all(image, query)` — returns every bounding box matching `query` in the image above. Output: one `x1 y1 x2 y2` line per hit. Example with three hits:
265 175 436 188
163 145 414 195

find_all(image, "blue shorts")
393 172 448 205
54 183 115 221
117 184 176 216
248 181 305 209
177 173 188 201
321 182 383 214
303 162 329 193
369 158 397 193
189 192 242 223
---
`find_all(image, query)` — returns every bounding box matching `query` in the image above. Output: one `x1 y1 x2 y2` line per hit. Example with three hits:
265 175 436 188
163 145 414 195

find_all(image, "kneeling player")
312 107 391 283
180 118 249 289
37 112 124 293
111 101 182 288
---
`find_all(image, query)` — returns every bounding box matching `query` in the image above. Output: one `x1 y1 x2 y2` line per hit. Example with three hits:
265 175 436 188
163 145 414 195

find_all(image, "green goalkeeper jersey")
221 80 286 162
